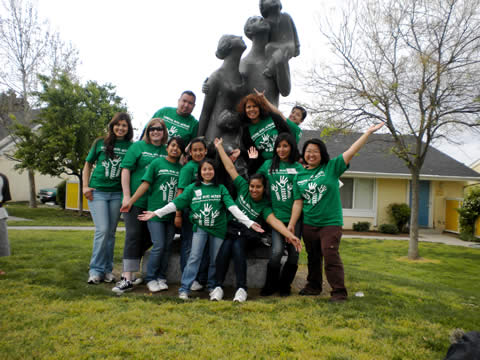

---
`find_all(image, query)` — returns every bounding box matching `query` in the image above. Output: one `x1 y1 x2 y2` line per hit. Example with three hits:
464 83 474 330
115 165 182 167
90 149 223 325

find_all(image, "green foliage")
13 73 127 179
1 231 480 359
56 180 67 209
378 223 399 234
387 203 411 233
353 221 371 232
457 188 480 241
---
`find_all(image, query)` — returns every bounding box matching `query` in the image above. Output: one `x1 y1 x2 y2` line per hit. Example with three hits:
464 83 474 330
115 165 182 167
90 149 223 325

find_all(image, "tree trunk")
77 174 83 216
408 169 420 259
28 169 37 208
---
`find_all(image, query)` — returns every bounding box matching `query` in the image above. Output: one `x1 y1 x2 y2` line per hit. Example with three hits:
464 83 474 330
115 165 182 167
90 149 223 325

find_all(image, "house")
0 111 67 202
298 130 480 231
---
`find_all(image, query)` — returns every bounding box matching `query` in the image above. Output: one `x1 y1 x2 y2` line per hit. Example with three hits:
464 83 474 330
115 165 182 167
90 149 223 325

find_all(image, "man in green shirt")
151 90 198 145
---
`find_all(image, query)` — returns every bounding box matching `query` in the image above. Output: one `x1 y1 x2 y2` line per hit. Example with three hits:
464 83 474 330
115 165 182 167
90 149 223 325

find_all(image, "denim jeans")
122 205 152 272
269 221 301 267
180 209 209 284
88 190 122 277
179 228 223 293
146 221 175 282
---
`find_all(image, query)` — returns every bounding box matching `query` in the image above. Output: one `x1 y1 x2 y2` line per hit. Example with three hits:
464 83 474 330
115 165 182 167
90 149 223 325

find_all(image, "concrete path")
7 225 479 248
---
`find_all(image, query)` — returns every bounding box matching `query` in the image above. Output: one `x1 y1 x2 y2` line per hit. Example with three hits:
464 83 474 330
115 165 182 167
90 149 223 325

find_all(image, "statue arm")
198 77 219 136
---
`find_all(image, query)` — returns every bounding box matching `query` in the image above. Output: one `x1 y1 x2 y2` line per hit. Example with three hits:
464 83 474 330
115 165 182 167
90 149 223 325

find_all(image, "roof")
299 130 480 181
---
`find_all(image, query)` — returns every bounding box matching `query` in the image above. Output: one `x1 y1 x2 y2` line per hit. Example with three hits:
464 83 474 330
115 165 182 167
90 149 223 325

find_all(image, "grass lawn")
1 230 479 359
6 202 96 226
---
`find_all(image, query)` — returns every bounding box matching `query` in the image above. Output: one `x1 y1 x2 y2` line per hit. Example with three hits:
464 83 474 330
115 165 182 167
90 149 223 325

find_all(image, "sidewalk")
7 224 479 248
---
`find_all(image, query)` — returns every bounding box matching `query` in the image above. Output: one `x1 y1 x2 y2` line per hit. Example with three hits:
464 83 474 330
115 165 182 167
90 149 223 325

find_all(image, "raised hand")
248 146 259 159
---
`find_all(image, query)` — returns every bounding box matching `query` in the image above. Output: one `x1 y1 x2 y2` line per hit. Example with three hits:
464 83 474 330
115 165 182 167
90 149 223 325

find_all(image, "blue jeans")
146 221 175 282
179 228 223 293
269 221 301 267
88 190 122 277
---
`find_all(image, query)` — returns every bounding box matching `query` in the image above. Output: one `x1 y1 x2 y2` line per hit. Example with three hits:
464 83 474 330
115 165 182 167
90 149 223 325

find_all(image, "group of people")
83 89 383 303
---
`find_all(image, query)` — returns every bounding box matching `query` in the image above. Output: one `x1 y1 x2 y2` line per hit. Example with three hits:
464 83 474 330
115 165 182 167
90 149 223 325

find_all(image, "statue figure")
198 35 247 153
260 0 300 96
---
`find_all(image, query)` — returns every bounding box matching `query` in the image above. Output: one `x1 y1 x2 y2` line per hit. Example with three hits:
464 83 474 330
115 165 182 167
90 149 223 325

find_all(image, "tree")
0 0 79 207
14 74 127 214
305 0 480 259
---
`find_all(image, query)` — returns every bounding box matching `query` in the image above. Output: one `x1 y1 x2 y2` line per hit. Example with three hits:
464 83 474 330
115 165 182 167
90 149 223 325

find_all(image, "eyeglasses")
148 126 164 133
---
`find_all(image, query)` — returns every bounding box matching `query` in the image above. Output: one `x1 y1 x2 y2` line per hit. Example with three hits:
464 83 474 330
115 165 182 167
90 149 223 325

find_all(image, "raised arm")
214 138 239 181
343 123 384 165
254 88 286 121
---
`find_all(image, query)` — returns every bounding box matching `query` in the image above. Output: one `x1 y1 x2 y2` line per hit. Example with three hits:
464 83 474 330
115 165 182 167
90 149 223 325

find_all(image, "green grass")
1 231 479 359
6 202 95 226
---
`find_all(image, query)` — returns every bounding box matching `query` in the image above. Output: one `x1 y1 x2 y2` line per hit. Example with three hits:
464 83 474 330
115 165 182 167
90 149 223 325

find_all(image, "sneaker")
233 288 248 303
178 292 189 300
104 273 116 283
157 279 168 291
190 280 204 291
146 280 162 293
87 275 101 285
112 279 133 293
132 276 143 285
209 286 224 301
299 286 321 296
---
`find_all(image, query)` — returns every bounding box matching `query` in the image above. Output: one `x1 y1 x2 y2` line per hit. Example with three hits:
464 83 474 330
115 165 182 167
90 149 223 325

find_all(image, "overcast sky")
35 0 480 167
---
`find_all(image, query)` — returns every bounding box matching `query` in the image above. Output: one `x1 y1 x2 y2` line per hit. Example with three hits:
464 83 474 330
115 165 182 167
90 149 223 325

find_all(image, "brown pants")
302 225 347 298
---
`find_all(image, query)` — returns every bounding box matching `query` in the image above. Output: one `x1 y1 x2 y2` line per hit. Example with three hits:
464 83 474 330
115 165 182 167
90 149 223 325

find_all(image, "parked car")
37 188 57 203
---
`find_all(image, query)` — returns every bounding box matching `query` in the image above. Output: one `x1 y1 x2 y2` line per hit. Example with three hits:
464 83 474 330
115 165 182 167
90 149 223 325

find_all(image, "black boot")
260 264 280 296
278 263 298 297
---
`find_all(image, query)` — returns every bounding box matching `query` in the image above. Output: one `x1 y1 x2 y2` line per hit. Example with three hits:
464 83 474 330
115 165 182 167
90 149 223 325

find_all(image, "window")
340 178 374 210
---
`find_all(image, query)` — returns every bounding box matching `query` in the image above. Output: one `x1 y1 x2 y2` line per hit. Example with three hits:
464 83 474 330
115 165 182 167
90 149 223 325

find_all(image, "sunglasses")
148 126 164 133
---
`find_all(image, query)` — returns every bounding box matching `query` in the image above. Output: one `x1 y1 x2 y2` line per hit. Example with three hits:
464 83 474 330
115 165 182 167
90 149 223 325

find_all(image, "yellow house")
299 131 480 232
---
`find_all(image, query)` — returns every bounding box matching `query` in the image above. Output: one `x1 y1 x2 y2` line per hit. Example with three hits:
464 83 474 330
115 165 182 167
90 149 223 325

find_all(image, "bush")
387 203 411 233
353 221 371 232
56 180 66 209
378 223 399 234
457 188 480 242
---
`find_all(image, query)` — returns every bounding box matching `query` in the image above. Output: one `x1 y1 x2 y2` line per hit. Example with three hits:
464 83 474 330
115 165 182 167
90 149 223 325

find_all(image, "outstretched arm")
343 123 385 165
214 138 239 181
266 214 302 252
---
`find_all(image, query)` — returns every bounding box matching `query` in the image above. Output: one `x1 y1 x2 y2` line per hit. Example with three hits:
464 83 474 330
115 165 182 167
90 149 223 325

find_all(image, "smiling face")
113 119 129 139
177 94 195 116
200 162 215 183
304 143 321 168
289 108 304 125
276 139 291 161
245 100 260 123
190 141 207 163
249 178 265 201
166 140 181 161
147 121 165 145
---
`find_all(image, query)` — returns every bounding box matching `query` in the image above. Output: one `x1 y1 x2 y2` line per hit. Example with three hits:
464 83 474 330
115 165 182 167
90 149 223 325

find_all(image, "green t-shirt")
258 160 304 223
286 119 302 144
173 182 236 239
178 160 199 189
85 139 131 192
293 155 349 227
230 175 273 223
120 140 167 208
248 116 278 160
152 107 198 145
141 157 182 222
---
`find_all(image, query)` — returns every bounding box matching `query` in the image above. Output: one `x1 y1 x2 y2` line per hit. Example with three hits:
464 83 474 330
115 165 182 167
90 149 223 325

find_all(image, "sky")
35 0 480 167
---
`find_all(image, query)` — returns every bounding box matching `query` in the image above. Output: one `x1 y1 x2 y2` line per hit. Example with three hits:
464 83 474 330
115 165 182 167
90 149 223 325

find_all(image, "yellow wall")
343 216 375 230
431 181 464 231
66 182 89 211
375 178 408 227
475 216 480 238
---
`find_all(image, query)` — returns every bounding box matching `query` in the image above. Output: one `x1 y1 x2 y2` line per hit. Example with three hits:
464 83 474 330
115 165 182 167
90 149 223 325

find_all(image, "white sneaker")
87 275 101 285
209 286 224 301
179 292 189 300
147 280 162 293
157 279 168 291
104 273 116 283
233 288 248 303
132 276 143 285
190 280 204 291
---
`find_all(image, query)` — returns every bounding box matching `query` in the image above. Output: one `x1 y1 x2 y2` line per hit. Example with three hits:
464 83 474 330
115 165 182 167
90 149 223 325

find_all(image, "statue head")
259 0 282 18
215 35 246 60
244 16 270 40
